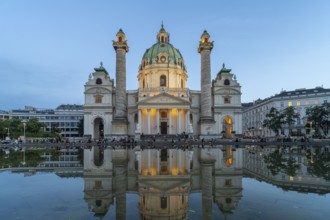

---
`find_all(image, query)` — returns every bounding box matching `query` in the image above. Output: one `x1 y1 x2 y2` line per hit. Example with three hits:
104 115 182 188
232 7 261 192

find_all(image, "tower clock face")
160 56 166 63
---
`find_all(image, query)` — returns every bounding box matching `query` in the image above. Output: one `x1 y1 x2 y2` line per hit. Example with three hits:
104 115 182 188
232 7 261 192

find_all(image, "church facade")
83 25 242 139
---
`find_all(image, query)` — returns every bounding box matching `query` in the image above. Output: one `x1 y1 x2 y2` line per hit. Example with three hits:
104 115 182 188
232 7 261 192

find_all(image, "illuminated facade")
84 25 242 139
82 146 244 218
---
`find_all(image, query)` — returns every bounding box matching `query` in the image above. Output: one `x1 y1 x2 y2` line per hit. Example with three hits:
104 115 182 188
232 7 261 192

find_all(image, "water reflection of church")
83 146 243 219
81 145 330 219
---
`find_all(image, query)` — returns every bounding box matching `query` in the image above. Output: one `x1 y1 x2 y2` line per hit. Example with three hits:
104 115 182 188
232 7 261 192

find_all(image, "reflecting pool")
0 145 330 219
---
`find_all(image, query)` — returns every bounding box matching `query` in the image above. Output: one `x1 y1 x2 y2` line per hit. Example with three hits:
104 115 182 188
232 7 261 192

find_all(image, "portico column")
156 109 160 134
138 109 142 128
169 150 172 175
148 149 151 175
157 150 160 174
169 109 172 134
147 109 151 134
178 108 181 134
186 109 190 127
178 150 182 174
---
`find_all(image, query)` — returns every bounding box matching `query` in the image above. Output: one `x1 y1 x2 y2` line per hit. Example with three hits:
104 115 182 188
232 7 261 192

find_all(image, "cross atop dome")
157 22 169 43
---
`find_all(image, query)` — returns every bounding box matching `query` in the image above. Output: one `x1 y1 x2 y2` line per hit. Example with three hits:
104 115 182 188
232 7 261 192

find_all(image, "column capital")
198 30 213 53
113 29 129 52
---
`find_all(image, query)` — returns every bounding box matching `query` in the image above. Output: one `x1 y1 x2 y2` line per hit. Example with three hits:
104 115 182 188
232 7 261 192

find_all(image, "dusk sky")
1 0 330 110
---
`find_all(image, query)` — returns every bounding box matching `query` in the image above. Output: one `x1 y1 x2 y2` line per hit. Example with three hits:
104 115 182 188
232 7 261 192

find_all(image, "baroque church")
83 25 242 139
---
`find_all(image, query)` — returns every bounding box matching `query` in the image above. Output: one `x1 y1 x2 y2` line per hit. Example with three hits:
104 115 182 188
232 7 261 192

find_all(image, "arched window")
190 113 193 123
181 79 184 88
143 79 145 88
160 75 166 87
96 78 102 85
118 36 122 42
134 113 138 123
224 79 230 85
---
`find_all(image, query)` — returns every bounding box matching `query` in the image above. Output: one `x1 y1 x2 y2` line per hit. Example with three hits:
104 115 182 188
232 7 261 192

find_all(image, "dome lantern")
157 23 169 43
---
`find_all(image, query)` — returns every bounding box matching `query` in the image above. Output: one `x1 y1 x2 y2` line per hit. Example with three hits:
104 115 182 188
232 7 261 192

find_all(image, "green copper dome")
142 42 183 62
140 24 185 69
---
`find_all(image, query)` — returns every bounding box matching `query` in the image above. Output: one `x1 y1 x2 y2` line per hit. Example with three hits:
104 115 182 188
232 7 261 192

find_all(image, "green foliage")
263 148 300 176
0 149 45 168
305 103 330 136
306 150 330 181
263 106 300 136
0 118 58 139
282 106 300 136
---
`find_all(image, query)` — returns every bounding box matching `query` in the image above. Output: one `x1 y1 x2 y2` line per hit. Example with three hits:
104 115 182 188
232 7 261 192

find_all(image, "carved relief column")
198 30 215 135
112 29 129 135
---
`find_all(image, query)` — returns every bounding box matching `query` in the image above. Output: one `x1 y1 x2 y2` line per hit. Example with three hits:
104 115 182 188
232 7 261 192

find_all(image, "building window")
225 179 232 186
190 113 193 123
224 79 230 85
135 97 139 103
181 79 184 88
160 75 166 87
224 97 231 104
296 101 300 106
288 101 292 106
160 110 167 118
161 197 167 209
95 96 102 103
324 100 328 103
305 100 310 105
143 79 145 88
314 100 318 105
96 78 102 85
95 180 102 189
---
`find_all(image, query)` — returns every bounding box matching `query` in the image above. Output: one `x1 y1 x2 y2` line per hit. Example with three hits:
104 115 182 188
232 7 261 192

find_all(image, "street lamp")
23 122 26 143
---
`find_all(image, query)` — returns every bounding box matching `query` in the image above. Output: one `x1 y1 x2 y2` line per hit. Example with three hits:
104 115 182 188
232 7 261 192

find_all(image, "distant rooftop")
56 104 83 111
242 86 330 108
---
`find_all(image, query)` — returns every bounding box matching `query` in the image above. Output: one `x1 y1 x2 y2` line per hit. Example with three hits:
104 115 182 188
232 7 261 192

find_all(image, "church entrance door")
160 122 167 134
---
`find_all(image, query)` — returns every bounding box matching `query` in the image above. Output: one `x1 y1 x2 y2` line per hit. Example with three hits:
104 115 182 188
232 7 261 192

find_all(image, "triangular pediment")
138 93 190 106
139 176 190 191
213 87 241 95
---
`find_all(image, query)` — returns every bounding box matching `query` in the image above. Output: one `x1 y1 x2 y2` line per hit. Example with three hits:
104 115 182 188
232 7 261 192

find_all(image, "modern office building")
7 104 83 137
242 87 330 137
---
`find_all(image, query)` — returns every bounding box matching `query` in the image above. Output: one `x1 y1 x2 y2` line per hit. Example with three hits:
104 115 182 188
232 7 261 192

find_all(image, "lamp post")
23 122 26 143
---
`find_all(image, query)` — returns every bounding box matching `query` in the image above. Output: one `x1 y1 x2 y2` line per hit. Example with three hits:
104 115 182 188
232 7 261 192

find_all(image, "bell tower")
198 30 215 135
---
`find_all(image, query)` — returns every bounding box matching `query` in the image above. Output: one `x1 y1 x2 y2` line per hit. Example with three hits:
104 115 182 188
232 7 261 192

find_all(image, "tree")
26 118 46 134
50 122 61 134
0 118 22 139
282 106 300 136
305 103 330 136
263 107 284 136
